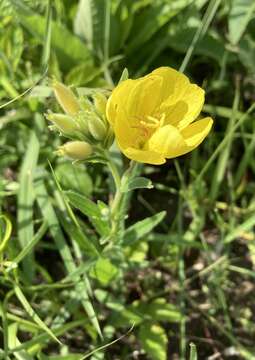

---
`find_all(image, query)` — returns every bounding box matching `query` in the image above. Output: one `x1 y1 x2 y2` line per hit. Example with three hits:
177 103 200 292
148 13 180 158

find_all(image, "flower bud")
93 93 107 116
57 141 92 160
46 113 78 134
52 80 80 115
87 112 107 141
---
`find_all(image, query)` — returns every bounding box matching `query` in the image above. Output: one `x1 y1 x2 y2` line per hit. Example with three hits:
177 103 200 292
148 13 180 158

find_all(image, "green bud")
75 112 90 135
93 93 107 116
57 141 93 160
104 128 115 149
52 80 80 115
46 113 78 134
87 112 107 141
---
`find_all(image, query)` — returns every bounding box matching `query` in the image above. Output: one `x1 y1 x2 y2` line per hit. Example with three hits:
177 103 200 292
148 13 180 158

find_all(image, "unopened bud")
52 80 80 115
93 93 107 116
46 113 78 134
87 112 107 141
104 129 115 149
57 141 92 160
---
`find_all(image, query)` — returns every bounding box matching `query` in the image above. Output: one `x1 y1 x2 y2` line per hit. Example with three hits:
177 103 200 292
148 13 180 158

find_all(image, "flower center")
132 113 165 149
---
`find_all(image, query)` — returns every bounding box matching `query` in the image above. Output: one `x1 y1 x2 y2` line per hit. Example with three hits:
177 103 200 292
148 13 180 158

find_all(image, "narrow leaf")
121 176 153 193
14 285 61 345
123 211 166 246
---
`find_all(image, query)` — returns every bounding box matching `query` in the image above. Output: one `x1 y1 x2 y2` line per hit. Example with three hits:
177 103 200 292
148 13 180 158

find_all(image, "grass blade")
35 179 102 338
17 129 40 281
14 285 61 345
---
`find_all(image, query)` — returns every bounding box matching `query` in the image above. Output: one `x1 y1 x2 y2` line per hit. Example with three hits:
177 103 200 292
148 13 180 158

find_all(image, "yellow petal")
181 117 213 147
151 67 204 129
106 79 135 125
106 75 163 127
123 147 165 165
150 67 189 103
175 85 205 130
113 108 141 149
147 125 188 158
125 75 163 120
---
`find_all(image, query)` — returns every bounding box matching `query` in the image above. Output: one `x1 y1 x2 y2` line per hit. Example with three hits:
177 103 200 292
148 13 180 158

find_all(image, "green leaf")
127 0 193 54
139 322 167 360
238 34 255 75
9 221 48 270
74 0 107 57
189 343 198 360
118 67 129 84
19 13 93 70
55 162 93 196
90 258 118 286
59 215 100 257
139 298 183 323
228 0 255 45
35 181 102 338
17 118 43 281
121 176 153 193
7 323 34 360
14 285 61 345
122 211 166 246
65 63 102 87
224 213 255 243
66 190 110 237
168 26 226 64
110 298 182 328
74 0 133 58
125 241 148 262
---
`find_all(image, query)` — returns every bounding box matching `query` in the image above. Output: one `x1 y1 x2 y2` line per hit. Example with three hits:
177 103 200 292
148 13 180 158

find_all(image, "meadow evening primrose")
106 67 213 165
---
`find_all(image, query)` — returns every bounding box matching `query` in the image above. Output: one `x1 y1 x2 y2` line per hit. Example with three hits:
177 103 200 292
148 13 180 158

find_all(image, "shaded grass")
1 0 255 359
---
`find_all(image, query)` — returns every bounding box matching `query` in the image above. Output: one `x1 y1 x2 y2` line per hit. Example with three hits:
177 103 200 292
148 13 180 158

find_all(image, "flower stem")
106 156 122 239
107 158 138 242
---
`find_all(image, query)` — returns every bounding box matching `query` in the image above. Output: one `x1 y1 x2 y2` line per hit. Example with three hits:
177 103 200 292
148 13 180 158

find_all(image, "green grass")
1 0 255 359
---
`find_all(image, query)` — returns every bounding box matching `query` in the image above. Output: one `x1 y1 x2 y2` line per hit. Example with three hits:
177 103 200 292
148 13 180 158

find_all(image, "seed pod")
52 80 80 115
57 141 92 160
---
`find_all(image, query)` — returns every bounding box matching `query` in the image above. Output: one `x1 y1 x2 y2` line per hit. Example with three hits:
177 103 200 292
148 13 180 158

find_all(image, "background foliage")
0 0 255 359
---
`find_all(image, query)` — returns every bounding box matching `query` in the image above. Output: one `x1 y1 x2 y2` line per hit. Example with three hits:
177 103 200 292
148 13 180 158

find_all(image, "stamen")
159 113 166 127
147 116 160 125
140 120 158 129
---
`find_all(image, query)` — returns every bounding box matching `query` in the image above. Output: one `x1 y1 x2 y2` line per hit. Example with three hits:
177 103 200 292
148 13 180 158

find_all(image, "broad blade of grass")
35 179 102 338
189 343 197 360
8 319 86 355
14 285 61 345
196 102 255 182
210 86 240 200
179 0 221 72
224 214 255 244
41 0 52 71
17 129 40 281
7 323 33 360
9 221 48 270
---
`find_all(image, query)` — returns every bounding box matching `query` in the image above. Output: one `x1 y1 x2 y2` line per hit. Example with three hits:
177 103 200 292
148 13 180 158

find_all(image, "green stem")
107 156 122 238
107 158 138 241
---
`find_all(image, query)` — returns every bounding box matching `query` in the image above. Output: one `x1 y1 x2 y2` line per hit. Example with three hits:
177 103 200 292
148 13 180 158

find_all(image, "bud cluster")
46 80 114 161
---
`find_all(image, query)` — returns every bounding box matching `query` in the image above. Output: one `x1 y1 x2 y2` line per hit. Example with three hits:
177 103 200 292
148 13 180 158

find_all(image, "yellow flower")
106 67 213 165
